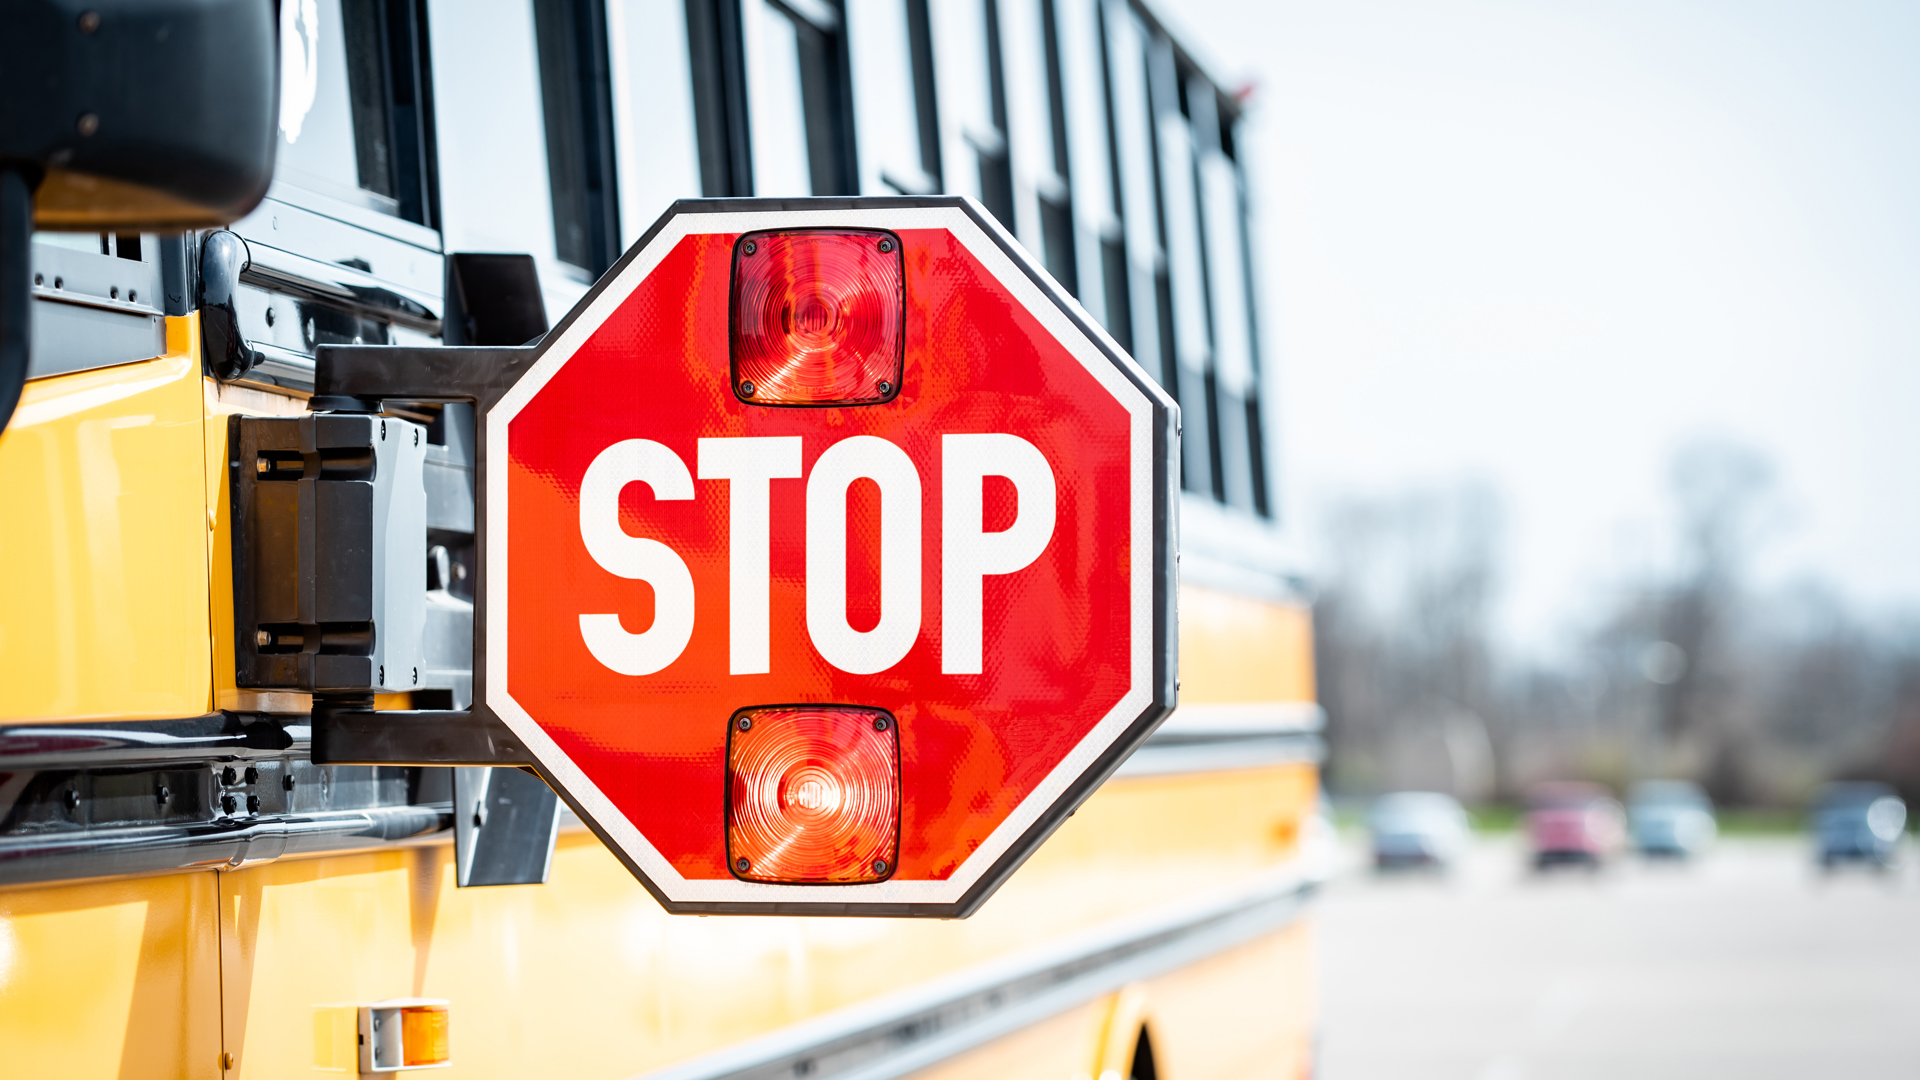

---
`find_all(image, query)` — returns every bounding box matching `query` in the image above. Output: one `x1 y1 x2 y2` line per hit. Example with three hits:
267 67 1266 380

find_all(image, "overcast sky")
1167 0 1920 649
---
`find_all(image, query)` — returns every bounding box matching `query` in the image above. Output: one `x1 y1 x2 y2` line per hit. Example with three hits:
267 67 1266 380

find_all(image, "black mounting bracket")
306 344 534 766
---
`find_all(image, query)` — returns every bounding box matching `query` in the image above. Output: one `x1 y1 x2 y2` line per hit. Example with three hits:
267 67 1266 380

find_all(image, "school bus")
0 0 1323 1077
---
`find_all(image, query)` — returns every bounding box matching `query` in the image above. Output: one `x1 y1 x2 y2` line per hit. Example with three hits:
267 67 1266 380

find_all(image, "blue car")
1811 782 1907 870
1628 780 1716 859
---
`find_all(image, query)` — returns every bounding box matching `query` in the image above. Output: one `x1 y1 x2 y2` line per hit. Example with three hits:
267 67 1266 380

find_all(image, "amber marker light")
727 706 901 884
400 1006 451 1067
731 229 905 406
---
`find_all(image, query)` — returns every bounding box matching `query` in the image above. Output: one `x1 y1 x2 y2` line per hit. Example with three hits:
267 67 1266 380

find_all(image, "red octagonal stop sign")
487 198 1175 916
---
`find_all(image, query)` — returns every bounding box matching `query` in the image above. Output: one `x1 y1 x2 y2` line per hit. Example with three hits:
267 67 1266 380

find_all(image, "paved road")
1315 836 1920 1080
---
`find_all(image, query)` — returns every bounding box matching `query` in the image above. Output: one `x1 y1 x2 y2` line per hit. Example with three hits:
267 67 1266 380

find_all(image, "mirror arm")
0 166 37 438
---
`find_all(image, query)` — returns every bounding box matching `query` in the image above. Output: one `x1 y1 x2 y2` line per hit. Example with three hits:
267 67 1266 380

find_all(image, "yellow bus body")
0 321 1318 1078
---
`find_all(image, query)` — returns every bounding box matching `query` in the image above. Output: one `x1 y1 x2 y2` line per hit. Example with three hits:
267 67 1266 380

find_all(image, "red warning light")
731 229 904 406
727 706 900 883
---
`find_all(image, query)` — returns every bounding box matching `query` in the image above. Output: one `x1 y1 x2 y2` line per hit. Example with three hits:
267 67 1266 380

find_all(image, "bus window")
933 0 1013 228
1190 78 1263 515
277 0 436 227
533 0 623 275
1034 0 1078 294
1144 33 1223 500
745 0 856 196
1093 2 1273 516
1098 1 1172 395
606 0 704 237
979 0 1078 292
848 0 941 195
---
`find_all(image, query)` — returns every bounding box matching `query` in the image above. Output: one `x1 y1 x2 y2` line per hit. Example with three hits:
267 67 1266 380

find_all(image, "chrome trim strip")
240 241 441 332
0 715 308 768
1113 733 1324 777
1152 701 1325 740
241 341 319 394
629 864 1320 1080
0 805 449 887
1109 701 1327 776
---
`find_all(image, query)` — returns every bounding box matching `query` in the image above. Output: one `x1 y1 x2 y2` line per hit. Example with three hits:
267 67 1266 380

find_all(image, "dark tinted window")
534 0 622 274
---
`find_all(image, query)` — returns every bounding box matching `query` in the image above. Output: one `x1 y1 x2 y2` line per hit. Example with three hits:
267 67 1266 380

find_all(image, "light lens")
400 1006 450 1066
731 229 904 406
727 706 900 883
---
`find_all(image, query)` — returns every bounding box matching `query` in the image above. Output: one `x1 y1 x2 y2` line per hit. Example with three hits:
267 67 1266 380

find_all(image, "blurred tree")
1653 439 1775 800
1313 481 1505 799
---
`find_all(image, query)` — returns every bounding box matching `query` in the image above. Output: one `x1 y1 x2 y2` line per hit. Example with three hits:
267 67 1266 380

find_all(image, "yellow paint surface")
0 873 223 1078
0 318 212 722
0 310 1320 1078
1147 922 1317 1080
1178 585 1315 704
906 998 1112 1080
215 761 1317 1079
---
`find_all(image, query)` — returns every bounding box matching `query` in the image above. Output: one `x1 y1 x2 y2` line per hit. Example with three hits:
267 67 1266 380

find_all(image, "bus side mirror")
0 0 279 433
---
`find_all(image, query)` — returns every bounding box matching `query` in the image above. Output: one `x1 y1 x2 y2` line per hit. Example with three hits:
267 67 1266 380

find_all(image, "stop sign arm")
305 342 536 767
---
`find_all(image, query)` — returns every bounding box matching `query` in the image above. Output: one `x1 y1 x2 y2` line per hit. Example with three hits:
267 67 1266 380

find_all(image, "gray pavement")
1316 836 1920 1080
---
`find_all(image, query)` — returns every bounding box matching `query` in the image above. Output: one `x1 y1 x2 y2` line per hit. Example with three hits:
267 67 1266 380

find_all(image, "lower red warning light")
727 705 900 884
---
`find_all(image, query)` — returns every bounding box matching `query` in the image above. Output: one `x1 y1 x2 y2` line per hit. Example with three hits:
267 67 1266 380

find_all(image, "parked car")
1368 792 1473 870
1526 782 1626 869
1811 782 1907 870
1628 780 1717 859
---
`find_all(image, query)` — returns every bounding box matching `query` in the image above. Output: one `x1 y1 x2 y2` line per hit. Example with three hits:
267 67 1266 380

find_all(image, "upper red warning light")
731 229 904 406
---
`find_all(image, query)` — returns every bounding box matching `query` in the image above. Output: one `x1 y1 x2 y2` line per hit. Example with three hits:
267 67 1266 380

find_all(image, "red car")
1526 782 1627 868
